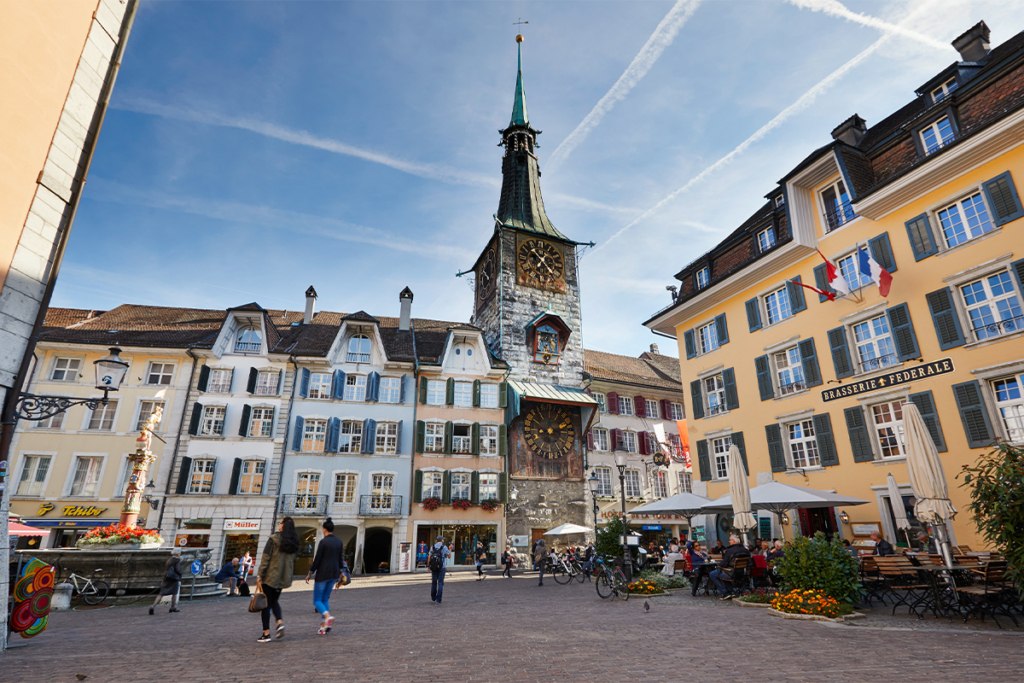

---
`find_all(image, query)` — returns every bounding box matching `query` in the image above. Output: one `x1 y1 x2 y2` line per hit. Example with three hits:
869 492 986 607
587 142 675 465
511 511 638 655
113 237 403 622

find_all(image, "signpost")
190 560 204 601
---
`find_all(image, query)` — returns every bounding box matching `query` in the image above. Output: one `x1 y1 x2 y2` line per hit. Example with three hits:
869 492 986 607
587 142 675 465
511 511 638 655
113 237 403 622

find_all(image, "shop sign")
22 518 118 529
62 505 107 517
821 358 954 402
223 519 261 531
641 525 662 531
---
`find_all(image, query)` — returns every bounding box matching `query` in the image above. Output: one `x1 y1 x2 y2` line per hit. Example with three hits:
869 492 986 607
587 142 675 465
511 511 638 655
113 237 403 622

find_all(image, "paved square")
5 571 1024 682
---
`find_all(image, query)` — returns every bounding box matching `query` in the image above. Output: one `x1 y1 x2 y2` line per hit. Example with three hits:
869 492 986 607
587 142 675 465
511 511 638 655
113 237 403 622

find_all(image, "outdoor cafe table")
910 563 984 620
691 559 723 596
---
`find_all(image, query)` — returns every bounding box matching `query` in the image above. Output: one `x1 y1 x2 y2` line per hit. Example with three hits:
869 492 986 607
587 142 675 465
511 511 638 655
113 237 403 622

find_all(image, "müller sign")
821 358 954 402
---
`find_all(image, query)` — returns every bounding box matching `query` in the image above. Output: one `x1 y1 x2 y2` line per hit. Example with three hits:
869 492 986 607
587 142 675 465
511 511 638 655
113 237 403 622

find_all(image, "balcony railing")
824 200 858 232
778 380 807 396
972 315 1024 342
346 352 370 363
280 494 328 516
359 495 403 516
859 354 900 374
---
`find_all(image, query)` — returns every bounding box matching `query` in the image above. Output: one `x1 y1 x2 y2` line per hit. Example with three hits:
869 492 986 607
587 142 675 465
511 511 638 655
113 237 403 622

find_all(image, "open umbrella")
886 472 914 548
902 402 957 568
629 491 711 533
543 523 592 536
727 445 756 544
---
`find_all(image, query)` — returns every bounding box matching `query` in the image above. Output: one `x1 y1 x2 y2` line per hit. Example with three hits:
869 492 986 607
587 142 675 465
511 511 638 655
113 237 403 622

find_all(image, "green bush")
636 568 689 590
773 532 863 604
596 515 625 559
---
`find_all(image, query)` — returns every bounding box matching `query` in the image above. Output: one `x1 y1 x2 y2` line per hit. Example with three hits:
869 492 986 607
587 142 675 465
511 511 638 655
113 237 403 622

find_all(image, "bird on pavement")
643 600 650 613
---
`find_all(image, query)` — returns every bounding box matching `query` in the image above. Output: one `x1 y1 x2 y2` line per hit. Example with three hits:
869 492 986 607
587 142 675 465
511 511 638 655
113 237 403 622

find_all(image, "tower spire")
511 35 528 127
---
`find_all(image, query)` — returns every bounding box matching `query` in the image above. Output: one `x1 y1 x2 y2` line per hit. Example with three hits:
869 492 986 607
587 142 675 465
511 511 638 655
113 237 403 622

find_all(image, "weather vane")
514 18 527 42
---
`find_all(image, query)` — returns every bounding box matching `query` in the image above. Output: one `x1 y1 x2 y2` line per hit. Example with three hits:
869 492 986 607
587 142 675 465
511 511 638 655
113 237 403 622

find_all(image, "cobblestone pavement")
4 570 1024 683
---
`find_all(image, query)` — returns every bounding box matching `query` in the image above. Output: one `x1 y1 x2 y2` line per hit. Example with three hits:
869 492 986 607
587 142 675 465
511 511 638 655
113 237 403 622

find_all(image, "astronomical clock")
476 244 497 306
510 402 584 481
516 235 565 293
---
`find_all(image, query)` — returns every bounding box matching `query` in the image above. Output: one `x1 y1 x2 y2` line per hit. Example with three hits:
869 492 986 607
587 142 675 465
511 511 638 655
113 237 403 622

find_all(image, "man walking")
429 536 450 604
306 518 345 635
534 539 548 586
501 546 514 578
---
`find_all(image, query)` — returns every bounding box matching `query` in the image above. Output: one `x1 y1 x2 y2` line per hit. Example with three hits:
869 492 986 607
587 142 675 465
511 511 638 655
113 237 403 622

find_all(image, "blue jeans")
709 568 731 596
313 580 334 615
430 570 445 603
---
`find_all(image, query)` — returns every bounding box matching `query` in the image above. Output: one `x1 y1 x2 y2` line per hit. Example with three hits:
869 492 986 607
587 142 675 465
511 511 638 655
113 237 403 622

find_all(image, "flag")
817 249 850 296
675 420 691 469
789 279 835 302
858 247 892 297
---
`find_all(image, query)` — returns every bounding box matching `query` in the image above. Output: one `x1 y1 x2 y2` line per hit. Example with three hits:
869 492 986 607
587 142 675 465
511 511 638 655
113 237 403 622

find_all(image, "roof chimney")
399 287 414 331
649 343 660 354
831 114 867 146
304 286 317 325
952 21 991 63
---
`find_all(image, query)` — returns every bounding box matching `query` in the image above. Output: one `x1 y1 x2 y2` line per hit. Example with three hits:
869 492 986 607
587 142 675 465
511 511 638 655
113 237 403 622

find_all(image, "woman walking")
256 516 299 643
150 548 182 615
534 539 547 586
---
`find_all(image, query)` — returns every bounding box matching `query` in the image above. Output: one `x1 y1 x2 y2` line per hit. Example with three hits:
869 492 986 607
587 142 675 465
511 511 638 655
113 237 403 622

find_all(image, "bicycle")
64 568 109 605
552 553 586 585
593 556 630 600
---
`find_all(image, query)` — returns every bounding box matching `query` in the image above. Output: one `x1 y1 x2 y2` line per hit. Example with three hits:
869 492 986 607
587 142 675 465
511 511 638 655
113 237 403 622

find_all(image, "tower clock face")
517 237 565 291
477 248 496 301
522 404 576 460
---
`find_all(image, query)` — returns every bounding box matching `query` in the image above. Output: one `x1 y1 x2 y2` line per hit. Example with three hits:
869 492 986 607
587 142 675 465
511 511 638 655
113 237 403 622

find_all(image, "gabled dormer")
210 303 280 358
524 312 571 366
439 327 496 376
327 311 388 367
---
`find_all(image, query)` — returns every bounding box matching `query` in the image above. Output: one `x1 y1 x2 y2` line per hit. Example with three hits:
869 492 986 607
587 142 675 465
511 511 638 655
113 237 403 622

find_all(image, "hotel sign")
821 358 954 402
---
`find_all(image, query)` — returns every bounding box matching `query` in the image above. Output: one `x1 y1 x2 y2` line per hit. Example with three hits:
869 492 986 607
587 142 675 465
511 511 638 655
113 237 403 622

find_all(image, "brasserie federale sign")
821 358 954 402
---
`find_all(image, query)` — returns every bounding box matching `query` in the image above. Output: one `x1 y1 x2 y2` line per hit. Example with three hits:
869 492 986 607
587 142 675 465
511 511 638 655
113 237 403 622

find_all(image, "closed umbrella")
727 445 756 544
886 473 914 548
902 402 957 567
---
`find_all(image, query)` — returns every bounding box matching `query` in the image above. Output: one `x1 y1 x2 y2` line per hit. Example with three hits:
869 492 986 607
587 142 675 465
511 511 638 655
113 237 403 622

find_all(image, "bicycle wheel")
595 571 614 599
573 563 586 583
613 569 630 601
552 564 571 585
82 580 109 605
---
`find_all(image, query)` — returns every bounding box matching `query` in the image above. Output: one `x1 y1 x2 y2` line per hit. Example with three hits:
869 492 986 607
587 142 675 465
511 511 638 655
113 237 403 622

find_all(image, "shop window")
238 460 265 494
16 455 50 496
188 459 216 494
339 421 362 453
302 419 327 452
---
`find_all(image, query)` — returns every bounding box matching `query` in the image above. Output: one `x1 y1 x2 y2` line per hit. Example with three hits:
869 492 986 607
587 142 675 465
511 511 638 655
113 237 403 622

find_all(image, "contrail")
787 0 952 52
596 2 940 252
546 0 703 172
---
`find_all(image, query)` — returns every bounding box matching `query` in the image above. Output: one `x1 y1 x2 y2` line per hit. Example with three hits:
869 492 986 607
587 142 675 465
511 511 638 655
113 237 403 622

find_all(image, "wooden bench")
874 556 930 616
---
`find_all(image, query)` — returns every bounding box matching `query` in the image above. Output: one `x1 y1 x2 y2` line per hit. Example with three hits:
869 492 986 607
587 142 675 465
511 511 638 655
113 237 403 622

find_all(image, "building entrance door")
364 527 393 574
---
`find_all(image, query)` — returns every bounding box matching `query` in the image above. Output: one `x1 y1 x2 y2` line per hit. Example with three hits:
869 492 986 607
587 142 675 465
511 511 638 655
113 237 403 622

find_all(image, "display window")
415 524 497 568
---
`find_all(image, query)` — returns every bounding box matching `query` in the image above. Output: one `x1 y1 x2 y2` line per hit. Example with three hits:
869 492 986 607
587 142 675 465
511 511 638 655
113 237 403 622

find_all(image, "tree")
596 514 625 558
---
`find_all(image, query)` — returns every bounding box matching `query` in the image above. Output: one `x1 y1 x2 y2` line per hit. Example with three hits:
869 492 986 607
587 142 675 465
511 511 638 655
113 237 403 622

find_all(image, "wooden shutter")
982 171 1024 226
786 276 807 313
413 470 423 503
610 428 622 451
714 313 729 344
292 416 305 451
745 298 762 332
813 413 839 467
299 367 310 398
868 232 897 273
499 381 508 408
400 374 408 403
229 458 242 495
607 391 620 414
471 423 480 455
498 424 507 456
765 424 785 472
331 369 344 399
395 420 403 455
886 304 920 361
442 471 452 504
798 337 822 388
197 365 210 392
188 403 203 436
755 355 774 401
925 287 966 350
684 329 696 359
367 372 381 402
471 471 480 505
587 429 594 450
175 456 192 494
908 390 947 452
690 381 704 419
362 419 377 454
246 367 258 393
843 406 874 462
722 368 739 411
327 417 340 452
473 379 481 407
696 439 710 481
445 378 455 405
952 381 994 449
416 420 426 453
827 326 854 379
731 432 747 474
498 472 508 503
660 399 672 420
905 213 938 261
419 376 428 404
238 404 252 437
813 264 835 303
443 421 453 454
634 395 647 418
638 432 650 456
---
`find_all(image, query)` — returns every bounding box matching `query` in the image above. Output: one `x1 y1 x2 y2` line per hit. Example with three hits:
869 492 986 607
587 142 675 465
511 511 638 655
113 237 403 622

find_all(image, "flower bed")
635 568 688 591
770 589 844 618
421 497 442 511
626 579 664 595
451 498 472 511
737 588 779 604
76 524 162 548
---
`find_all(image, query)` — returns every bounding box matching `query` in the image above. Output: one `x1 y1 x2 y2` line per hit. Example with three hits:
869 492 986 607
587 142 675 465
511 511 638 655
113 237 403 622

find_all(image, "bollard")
51 583 73 612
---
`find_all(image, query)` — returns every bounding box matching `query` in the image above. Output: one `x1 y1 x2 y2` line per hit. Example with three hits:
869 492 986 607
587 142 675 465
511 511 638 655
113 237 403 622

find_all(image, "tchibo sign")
223 519 261 531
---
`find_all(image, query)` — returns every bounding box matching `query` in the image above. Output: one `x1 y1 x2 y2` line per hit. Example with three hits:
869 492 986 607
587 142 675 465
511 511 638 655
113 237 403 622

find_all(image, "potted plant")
451 498 472 511
76 523 163 550
480 500 500 512
421 497 442 511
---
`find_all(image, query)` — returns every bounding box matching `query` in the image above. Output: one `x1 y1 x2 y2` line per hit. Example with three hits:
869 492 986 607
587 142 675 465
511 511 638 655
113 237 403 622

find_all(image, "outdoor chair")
954 561 1019 628
749 554 770 589
859 557 887 606
874 556 931 617
718 557 751 596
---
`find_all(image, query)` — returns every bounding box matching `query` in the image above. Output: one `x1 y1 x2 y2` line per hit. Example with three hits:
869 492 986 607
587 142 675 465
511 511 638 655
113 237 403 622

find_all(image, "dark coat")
159 556 181 596
309 533 345 582
874 539 895 557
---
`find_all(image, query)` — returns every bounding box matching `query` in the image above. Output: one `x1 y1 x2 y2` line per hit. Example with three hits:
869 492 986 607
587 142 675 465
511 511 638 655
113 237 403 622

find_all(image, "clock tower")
468 36 597 543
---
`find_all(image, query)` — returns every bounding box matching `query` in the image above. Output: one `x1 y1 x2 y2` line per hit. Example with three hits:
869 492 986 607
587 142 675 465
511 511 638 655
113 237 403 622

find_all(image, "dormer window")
921 116 956 155
757 226 776 253
775 195 785 207
695 266 710 290
235 327 262 353
931 77 958 104
534 325 560 364
346 334 371 363
821 179 856 232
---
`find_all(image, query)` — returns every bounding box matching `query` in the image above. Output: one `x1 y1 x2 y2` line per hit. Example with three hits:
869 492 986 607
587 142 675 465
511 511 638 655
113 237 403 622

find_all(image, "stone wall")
504 479 590 543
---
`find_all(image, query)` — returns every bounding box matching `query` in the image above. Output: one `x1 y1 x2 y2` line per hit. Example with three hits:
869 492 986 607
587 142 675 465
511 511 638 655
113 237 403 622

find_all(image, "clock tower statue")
468 36 598 544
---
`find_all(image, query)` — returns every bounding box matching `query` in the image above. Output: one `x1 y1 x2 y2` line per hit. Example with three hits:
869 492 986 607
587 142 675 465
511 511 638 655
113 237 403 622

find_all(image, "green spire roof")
510 41 529 127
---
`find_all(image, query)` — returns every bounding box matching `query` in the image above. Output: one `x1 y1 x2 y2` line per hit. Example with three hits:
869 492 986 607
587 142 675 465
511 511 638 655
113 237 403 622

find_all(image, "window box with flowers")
76 523 163 550
421 497 442 511
480 500 500 512
451 498 472 511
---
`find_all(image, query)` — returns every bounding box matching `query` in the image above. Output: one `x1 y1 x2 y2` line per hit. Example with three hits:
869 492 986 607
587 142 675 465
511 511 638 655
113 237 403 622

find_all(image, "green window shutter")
813 264 835 303
445 377 455 405
197 365 210 392
498 424 507 457
471 422 480 455
415 420 426 453
868 232 897 273
886 303 920 361
827 326 854 379
813 413 839 467
981 171 1024 226
690 380 704 419
473 379 481 407
229 458 242 495
499 382 508 408
755 355 774 401
714 313 729 345
786 276 806 314
952 381 994 449
246 367 258 393
745 298 762 332
925 287 966 350
419 376 428 404
765 424 785 472
908 390 947 452
238 404 252 437
684 329 696 359
442 471 452 504
471 472 480 505
844 406 874 462
188 403 203 436
696 439 710 481
731 431 747 474
722 368 739 411
498 472 508 503
443 421 453 454
175 456 192 494
904 213 938 261
798 337 822 388
413 470 423 503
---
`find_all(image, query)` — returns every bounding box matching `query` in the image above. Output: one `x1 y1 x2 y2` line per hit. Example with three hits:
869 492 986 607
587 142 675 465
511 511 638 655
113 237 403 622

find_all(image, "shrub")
771 588 842 618
636 568 689 590
773 532 863 604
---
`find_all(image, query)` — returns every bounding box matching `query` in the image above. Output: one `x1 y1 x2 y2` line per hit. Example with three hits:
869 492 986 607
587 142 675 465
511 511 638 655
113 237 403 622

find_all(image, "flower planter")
78 542 162 551
766 607 865 623
733 597 772 608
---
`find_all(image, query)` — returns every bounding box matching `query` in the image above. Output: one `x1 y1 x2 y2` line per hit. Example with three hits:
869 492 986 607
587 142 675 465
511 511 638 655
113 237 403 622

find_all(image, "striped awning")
507 380 597 406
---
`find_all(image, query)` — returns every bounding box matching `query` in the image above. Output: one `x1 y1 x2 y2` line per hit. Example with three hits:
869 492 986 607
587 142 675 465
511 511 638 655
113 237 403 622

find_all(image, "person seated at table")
709 540 725 556
841 539 859 557
668 540 680 554
766 540 785 563
687 541 711 596
755 540 771 557
870 531 894 557
916 531 937 554
748 537 762 554
709 535 751 599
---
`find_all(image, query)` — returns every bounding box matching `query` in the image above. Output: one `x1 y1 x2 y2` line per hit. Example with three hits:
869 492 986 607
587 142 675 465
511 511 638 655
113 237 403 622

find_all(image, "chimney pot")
952 21 991 63
650 343 660 354
399 287 414 331
831 114 867 146
303 286 318 325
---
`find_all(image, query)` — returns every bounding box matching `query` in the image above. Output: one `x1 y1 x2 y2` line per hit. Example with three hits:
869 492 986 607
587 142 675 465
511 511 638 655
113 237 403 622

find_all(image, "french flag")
858 247 892 297
817 249 850 297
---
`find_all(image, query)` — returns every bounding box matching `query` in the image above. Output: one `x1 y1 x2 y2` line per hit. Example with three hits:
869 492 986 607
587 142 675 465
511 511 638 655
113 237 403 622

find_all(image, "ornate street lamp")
613 445 631 580
587 470 600 540
14 347 129 421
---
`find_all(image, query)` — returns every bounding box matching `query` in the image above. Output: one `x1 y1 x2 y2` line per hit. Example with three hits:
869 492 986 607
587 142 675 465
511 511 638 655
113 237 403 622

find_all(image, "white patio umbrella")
543 523 593 536
727 445 756 544
902 402 957 568
886 472 914 548
630 491 712 540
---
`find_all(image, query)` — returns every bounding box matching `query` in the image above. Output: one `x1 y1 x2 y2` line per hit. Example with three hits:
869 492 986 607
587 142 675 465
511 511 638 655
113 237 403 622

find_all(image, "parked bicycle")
552 552 586 584
63 568 109 605
593 555 629 600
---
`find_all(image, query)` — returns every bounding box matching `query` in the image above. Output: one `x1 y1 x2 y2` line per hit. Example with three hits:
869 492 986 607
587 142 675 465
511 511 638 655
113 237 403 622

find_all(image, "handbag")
165 564 181 581
248 585 268 613
336 568 351 588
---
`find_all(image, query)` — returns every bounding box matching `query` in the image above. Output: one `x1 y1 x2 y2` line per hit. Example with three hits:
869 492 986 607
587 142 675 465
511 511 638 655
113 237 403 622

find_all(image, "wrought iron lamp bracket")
14 389 111 421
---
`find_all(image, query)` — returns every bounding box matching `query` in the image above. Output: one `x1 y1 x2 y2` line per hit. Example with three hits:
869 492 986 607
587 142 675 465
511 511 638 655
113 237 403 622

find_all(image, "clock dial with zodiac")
522 404 576 460
477 247 496 302
516 236 565 291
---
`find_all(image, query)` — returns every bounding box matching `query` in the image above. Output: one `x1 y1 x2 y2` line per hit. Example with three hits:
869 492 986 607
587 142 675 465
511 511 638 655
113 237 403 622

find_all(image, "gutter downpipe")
0 0 138 653
157 348 199 532
271 354 300 531
407 322 420 545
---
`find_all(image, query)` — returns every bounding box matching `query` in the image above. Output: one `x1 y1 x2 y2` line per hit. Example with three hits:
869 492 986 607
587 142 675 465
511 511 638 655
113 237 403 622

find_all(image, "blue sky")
55 0 1024 358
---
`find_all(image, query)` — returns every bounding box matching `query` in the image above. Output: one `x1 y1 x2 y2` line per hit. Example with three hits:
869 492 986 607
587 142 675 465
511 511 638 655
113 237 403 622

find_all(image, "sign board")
223 519 261 532
821 358 954 402
511 535 529 547
489 542 497 554
759 517 772 541
852 523 880 536
190 560 203 575
398 542 412 572
641 525 662 531
691 526 707 542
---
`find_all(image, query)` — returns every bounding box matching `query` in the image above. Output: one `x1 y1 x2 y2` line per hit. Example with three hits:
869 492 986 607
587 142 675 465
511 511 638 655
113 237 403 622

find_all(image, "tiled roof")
42 308 103 331
584 349 683 392
39 304 226 348
343 311 379 324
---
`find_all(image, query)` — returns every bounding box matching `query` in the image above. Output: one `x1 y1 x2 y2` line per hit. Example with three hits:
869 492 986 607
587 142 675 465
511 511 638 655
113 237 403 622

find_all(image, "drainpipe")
157 348 199 532
270 355 300 530
407 321 420 563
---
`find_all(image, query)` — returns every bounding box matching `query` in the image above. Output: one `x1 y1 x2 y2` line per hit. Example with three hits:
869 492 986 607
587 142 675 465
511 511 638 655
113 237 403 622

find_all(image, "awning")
506 380 599 435
20 519 119 529
9 522 45 537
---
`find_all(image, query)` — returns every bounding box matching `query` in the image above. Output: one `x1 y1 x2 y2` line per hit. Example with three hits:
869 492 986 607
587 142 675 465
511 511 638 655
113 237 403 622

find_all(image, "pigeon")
644 600 650 613
76 676 88 681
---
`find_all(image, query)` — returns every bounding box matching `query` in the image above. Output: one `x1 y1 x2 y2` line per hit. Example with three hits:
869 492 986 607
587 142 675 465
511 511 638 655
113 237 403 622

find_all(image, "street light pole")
613 446 630 581
587 471 600 541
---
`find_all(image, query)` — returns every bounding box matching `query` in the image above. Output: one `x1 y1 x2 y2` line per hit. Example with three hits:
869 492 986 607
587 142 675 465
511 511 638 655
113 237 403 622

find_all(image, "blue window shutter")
690 380 704 419
765 424 785 472
982 171 1024 226
332 369 346 399
362 419 377 454
844 407 874 462
227 368 235 393
197 365 210 392
798 337 822 388
905 213 938 261
714 314 729 345
813 413 839 467
827 327 854 379
684 329 696 359
238 404 252 437
188 403 203 436
1009 259 1024 314
368 371 381 402
722 368 739 411
925 287 966 350
327 417 340 452
731 432 747 474
908 391 947 452
813 264 835 303
886 303 920 361
952 381 994 449
395 420 403 455
745 298 762 332
292 416 305 451
696 439 710 481
868 232 897 273
299 368 310 398
246 367 257 393
400 374 408 403
755 355 773 401
786 276 807 314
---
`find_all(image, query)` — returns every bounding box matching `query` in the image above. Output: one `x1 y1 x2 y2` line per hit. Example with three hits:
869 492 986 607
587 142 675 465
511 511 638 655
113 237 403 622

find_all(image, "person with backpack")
475 541 487 581
256 516 299 642
428 535 450 604
305 518 345 635
501 545 514 578
534 538 547 586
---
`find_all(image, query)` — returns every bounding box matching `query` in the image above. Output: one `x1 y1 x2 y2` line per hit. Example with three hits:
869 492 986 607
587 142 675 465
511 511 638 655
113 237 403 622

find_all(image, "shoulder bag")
248 584 268 613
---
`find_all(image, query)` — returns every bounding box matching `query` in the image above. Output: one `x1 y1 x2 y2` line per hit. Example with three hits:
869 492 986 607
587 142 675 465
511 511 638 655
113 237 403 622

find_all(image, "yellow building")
646 21 1024 550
